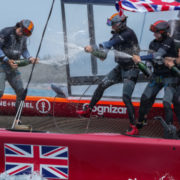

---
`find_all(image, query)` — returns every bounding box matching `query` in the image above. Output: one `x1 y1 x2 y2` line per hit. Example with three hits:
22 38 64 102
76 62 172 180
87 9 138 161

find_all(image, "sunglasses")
150 25 165 34
107 18 120 26
21 27 32 37
107 18 113 26
150 24 157 32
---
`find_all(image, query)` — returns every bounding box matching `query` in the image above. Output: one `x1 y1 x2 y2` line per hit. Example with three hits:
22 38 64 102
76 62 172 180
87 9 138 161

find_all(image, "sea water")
0 173 47 180
4 84 56 97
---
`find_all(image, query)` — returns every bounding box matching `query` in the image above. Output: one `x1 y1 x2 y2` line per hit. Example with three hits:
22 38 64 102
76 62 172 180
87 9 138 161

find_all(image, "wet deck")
0 115 170 139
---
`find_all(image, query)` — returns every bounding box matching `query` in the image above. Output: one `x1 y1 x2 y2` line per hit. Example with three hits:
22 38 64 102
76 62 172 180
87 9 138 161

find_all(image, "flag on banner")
4 143 69 179
115 0 180 13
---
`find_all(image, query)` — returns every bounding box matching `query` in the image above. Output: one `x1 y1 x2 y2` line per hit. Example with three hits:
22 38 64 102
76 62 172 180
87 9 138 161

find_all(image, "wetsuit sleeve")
0 31 9 62
101 34 126 49
153 48 166 59
152 38 173 60
22 39 31 59
140 39 167 62
140 48 166 62
22 49 31 59
171 65 180 78
140 54 154 61
95 33 128 60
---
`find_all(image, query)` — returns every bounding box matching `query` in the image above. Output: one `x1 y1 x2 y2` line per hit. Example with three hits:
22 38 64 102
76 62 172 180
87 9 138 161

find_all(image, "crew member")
77 13 140 135
164 49 180 123
0 19 38 121
132 20 178 128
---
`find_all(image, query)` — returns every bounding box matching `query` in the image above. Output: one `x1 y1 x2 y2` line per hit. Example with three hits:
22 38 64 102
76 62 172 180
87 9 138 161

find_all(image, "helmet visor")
150 24 157 33
107 18 113 26
22 27 32 37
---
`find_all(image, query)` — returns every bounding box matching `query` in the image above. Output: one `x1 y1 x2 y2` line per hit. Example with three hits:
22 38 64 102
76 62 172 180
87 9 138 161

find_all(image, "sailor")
76 12 140 135
167 14 180 124
132 20 178 128
168 11 180 54
0 20 38 116
164 48 180 123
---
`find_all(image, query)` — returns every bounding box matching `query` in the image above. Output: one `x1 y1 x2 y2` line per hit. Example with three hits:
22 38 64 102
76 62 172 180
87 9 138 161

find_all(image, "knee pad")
140 94 149 104
173 93 180 106
163 101 171 110
16 88 24 98
0 91 4 98
98 81 111 90
122 94 131 105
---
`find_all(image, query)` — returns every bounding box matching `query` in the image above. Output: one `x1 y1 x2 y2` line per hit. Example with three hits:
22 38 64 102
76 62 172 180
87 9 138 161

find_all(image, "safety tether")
12 0 56 129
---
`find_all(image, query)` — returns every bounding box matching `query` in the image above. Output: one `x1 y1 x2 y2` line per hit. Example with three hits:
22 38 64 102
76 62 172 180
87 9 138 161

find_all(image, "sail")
116 0 180 13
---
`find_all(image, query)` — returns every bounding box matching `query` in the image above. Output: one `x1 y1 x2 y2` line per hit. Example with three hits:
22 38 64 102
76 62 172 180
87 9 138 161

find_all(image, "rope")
139 12 147 44
12 0 56 128
75 78 99 133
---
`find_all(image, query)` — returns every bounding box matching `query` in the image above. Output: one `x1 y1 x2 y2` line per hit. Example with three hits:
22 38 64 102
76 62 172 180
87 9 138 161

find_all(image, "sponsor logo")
36 99 51 114
0 100 33 108
83 103 127 115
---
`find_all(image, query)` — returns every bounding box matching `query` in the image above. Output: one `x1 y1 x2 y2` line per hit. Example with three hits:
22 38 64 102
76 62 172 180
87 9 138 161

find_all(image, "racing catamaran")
0 0 180 179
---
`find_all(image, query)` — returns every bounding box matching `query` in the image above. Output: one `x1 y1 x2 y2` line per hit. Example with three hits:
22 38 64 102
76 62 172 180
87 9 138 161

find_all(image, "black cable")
26 0 55 91
51 78 99 133
75 78 99 133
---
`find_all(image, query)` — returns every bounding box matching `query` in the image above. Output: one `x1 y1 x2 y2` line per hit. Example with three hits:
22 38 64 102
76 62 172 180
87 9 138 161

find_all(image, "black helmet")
150 20 169 35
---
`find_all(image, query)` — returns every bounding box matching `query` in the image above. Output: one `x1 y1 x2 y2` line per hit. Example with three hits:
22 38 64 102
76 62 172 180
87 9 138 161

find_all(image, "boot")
126 124 139 135
136 118 147 129
143 118 148 125
76 105 92 117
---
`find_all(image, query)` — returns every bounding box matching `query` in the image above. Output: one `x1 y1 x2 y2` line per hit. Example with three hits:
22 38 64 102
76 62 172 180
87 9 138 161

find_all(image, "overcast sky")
0 0 63 58
0 0 179 60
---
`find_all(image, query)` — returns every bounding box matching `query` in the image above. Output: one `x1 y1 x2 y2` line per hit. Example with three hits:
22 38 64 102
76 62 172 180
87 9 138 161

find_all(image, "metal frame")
62 0 115 5
60 0 149 97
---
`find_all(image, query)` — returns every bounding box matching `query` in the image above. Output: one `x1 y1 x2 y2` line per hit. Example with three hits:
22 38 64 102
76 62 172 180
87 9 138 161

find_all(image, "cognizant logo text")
83 103 127 115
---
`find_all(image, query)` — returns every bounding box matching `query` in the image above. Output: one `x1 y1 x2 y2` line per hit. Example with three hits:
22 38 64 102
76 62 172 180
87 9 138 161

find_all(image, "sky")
0 0 179 56
0 0 179 98
0 0 179 68
0 0 63 58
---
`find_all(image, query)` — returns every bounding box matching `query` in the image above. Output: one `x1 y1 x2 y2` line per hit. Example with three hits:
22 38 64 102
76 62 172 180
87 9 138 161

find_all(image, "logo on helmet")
107 13 127 31
150 20 169 35
20 19 34 37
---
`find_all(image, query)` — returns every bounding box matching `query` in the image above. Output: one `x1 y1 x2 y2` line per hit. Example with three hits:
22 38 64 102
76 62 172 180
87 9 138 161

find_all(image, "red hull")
0 95 179 179
0 94 167 119
0 129 180 179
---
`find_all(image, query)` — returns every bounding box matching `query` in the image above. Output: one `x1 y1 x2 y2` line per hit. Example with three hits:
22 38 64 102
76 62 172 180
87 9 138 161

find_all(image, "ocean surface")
0 173 47 180
4 84 56 97
4 60 67 97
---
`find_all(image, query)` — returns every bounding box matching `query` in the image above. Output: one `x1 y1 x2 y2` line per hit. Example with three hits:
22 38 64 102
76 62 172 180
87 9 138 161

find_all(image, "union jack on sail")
115 0 180 13
4 143 69 179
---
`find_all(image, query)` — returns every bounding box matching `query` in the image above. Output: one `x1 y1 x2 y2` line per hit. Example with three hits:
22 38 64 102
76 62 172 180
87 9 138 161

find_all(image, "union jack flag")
115 0 180 13
4 143 69 179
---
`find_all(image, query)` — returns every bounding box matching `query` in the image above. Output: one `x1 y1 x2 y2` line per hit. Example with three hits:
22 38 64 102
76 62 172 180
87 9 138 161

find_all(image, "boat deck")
1 115 178 139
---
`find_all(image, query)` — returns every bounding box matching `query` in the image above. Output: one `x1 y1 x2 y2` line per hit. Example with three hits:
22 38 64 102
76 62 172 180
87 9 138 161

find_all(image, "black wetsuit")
139 36 178 124
174 84 180 123
89 27 140 125
168 19 180 123
0 27 31 111
172 64 180 123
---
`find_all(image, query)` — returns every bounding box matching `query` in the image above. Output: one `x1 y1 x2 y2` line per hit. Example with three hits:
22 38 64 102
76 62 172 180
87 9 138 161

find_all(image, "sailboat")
0 0 180 179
